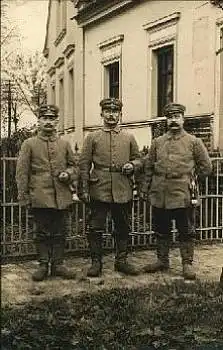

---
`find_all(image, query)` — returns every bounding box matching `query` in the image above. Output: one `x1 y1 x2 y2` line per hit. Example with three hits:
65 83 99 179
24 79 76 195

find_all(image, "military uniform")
79 98 141 276
16 105 77 281
141 103 212 279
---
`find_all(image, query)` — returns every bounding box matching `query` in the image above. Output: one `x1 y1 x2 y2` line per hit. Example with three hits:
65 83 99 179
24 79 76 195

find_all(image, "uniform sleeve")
78 133 94 192
193 138 212 177
129 134 142 172
65 141 78 183
140 139 157 193
16 140 31 205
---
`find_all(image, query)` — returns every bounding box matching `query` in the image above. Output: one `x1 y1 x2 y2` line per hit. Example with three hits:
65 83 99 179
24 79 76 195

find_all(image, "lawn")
2 280 223 350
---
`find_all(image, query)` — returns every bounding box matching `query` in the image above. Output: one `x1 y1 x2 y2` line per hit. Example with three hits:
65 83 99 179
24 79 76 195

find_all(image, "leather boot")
32 241 49 281
32 263 48 282
114 239 139 276
143 236 170 273
180 241 196 280
51 239 76 279
87 231 103 277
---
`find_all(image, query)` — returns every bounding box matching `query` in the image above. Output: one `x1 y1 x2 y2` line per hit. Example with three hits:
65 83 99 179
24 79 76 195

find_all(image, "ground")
2 243 223 306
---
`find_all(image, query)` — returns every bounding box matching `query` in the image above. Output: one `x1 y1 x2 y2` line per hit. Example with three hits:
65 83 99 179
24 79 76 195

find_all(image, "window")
99 34 124 101
68 68 74 128
156 45 174 116
144 12 179 118
59 78 64 132
51 85 55 105
105 61 119 99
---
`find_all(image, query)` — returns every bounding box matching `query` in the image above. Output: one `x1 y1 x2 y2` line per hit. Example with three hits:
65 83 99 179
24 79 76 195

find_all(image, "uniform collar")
102 125 121 133
166 129 186 140
37 130 57 141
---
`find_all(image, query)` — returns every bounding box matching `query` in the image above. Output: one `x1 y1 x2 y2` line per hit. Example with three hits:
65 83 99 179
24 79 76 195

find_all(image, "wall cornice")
74 0 134 27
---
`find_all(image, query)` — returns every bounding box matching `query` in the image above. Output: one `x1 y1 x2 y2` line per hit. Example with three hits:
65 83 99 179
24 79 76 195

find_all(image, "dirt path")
2 244 222 306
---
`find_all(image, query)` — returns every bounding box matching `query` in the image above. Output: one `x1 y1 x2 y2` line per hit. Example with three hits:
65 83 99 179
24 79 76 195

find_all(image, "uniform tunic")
79 126 141 203
141 130 212 209
16 132 77 209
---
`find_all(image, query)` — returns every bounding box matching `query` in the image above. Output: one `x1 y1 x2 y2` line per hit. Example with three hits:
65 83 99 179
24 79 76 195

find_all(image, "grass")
1 280 223 350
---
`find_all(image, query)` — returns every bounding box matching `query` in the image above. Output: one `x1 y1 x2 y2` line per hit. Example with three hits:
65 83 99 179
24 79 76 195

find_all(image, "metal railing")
1 156 223 260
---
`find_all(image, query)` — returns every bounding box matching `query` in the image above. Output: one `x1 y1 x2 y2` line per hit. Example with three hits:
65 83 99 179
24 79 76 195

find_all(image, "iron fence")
1 156 223 260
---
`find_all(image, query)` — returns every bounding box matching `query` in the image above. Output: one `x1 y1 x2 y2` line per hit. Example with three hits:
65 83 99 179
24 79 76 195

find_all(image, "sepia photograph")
1 0 223 349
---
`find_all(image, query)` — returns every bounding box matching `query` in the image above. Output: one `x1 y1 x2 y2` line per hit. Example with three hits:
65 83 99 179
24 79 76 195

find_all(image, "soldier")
140 102 212 280
16 104 77 281
78 98 141 277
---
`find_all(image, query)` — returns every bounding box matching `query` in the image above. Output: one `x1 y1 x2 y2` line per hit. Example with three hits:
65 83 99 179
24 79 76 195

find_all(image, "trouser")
153 206 195 265
152 206 195 242
87 200 132 259
32 208 67 264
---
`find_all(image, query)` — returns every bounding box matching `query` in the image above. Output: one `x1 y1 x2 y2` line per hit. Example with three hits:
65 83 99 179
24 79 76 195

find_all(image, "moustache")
106 117 116 122
169 122 179 127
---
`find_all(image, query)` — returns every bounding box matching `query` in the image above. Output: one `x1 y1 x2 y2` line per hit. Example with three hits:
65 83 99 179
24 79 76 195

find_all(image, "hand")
80 192 90 204
139 192 148 201
58 171 70 183
122 162 134 175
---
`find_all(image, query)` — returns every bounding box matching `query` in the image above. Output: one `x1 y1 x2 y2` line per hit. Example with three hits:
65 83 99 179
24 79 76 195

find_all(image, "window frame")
156 44 174 116
104 60 120 99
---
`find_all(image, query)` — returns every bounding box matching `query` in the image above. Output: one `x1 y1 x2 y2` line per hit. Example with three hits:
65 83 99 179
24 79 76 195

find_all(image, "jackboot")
32 241 49 281
180 241 196 280
51 239 76 279
87 231 103 277
143 236 170 273
114 239 139 276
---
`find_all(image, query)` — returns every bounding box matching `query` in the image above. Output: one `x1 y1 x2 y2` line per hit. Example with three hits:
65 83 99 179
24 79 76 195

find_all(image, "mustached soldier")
141 103 212 280
78 98 142 277
16 105 77 281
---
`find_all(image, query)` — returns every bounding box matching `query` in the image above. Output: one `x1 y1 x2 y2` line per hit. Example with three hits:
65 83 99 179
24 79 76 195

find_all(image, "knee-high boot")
114 237 139 275
32 240 49 281
180 240 196 280
143 234 170 273
51 238 76 279
87 231 103 277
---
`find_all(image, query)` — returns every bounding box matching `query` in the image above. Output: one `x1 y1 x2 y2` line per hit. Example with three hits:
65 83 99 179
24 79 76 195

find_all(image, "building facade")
43 0 223 152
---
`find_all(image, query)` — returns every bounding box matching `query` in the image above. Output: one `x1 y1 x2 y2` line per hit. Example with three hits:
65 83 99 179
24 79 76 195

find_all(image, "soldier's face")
101 108 121 126
38 115 59 133
167 113 184 131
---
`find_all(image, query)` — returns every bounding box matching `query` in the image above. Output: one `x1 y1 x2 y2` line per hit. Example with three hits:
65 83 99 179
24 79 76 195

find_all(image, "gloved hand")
80 192 90 204
122 162 134 175
58 171 70 183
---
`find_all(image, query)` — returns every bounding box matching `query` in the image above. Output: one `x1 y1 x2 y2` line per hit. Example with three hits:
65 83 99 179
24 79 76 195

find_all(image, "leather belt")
94 164 123 173
155 172 187 179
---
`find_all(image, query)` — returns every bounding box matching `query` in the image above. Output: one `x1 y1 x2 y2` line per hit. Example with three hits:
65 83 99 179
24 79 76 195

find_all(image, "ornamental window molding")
54 57 65 69
63 44 75 59
99 34 124 64
54 28 66 47
47 66 56 77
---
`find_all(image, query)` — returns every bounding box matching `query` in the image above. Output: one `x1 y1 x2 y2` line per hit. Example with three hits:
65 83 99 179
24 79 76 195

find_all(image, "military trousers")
152 206 195 241
32 208 67 244
88 200 131 240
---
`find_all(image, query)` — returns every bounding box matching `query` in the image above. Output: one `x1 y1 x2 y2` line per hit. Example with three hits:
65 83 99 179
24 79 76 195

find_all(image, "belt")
94 164 123 173
155 172 188 179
